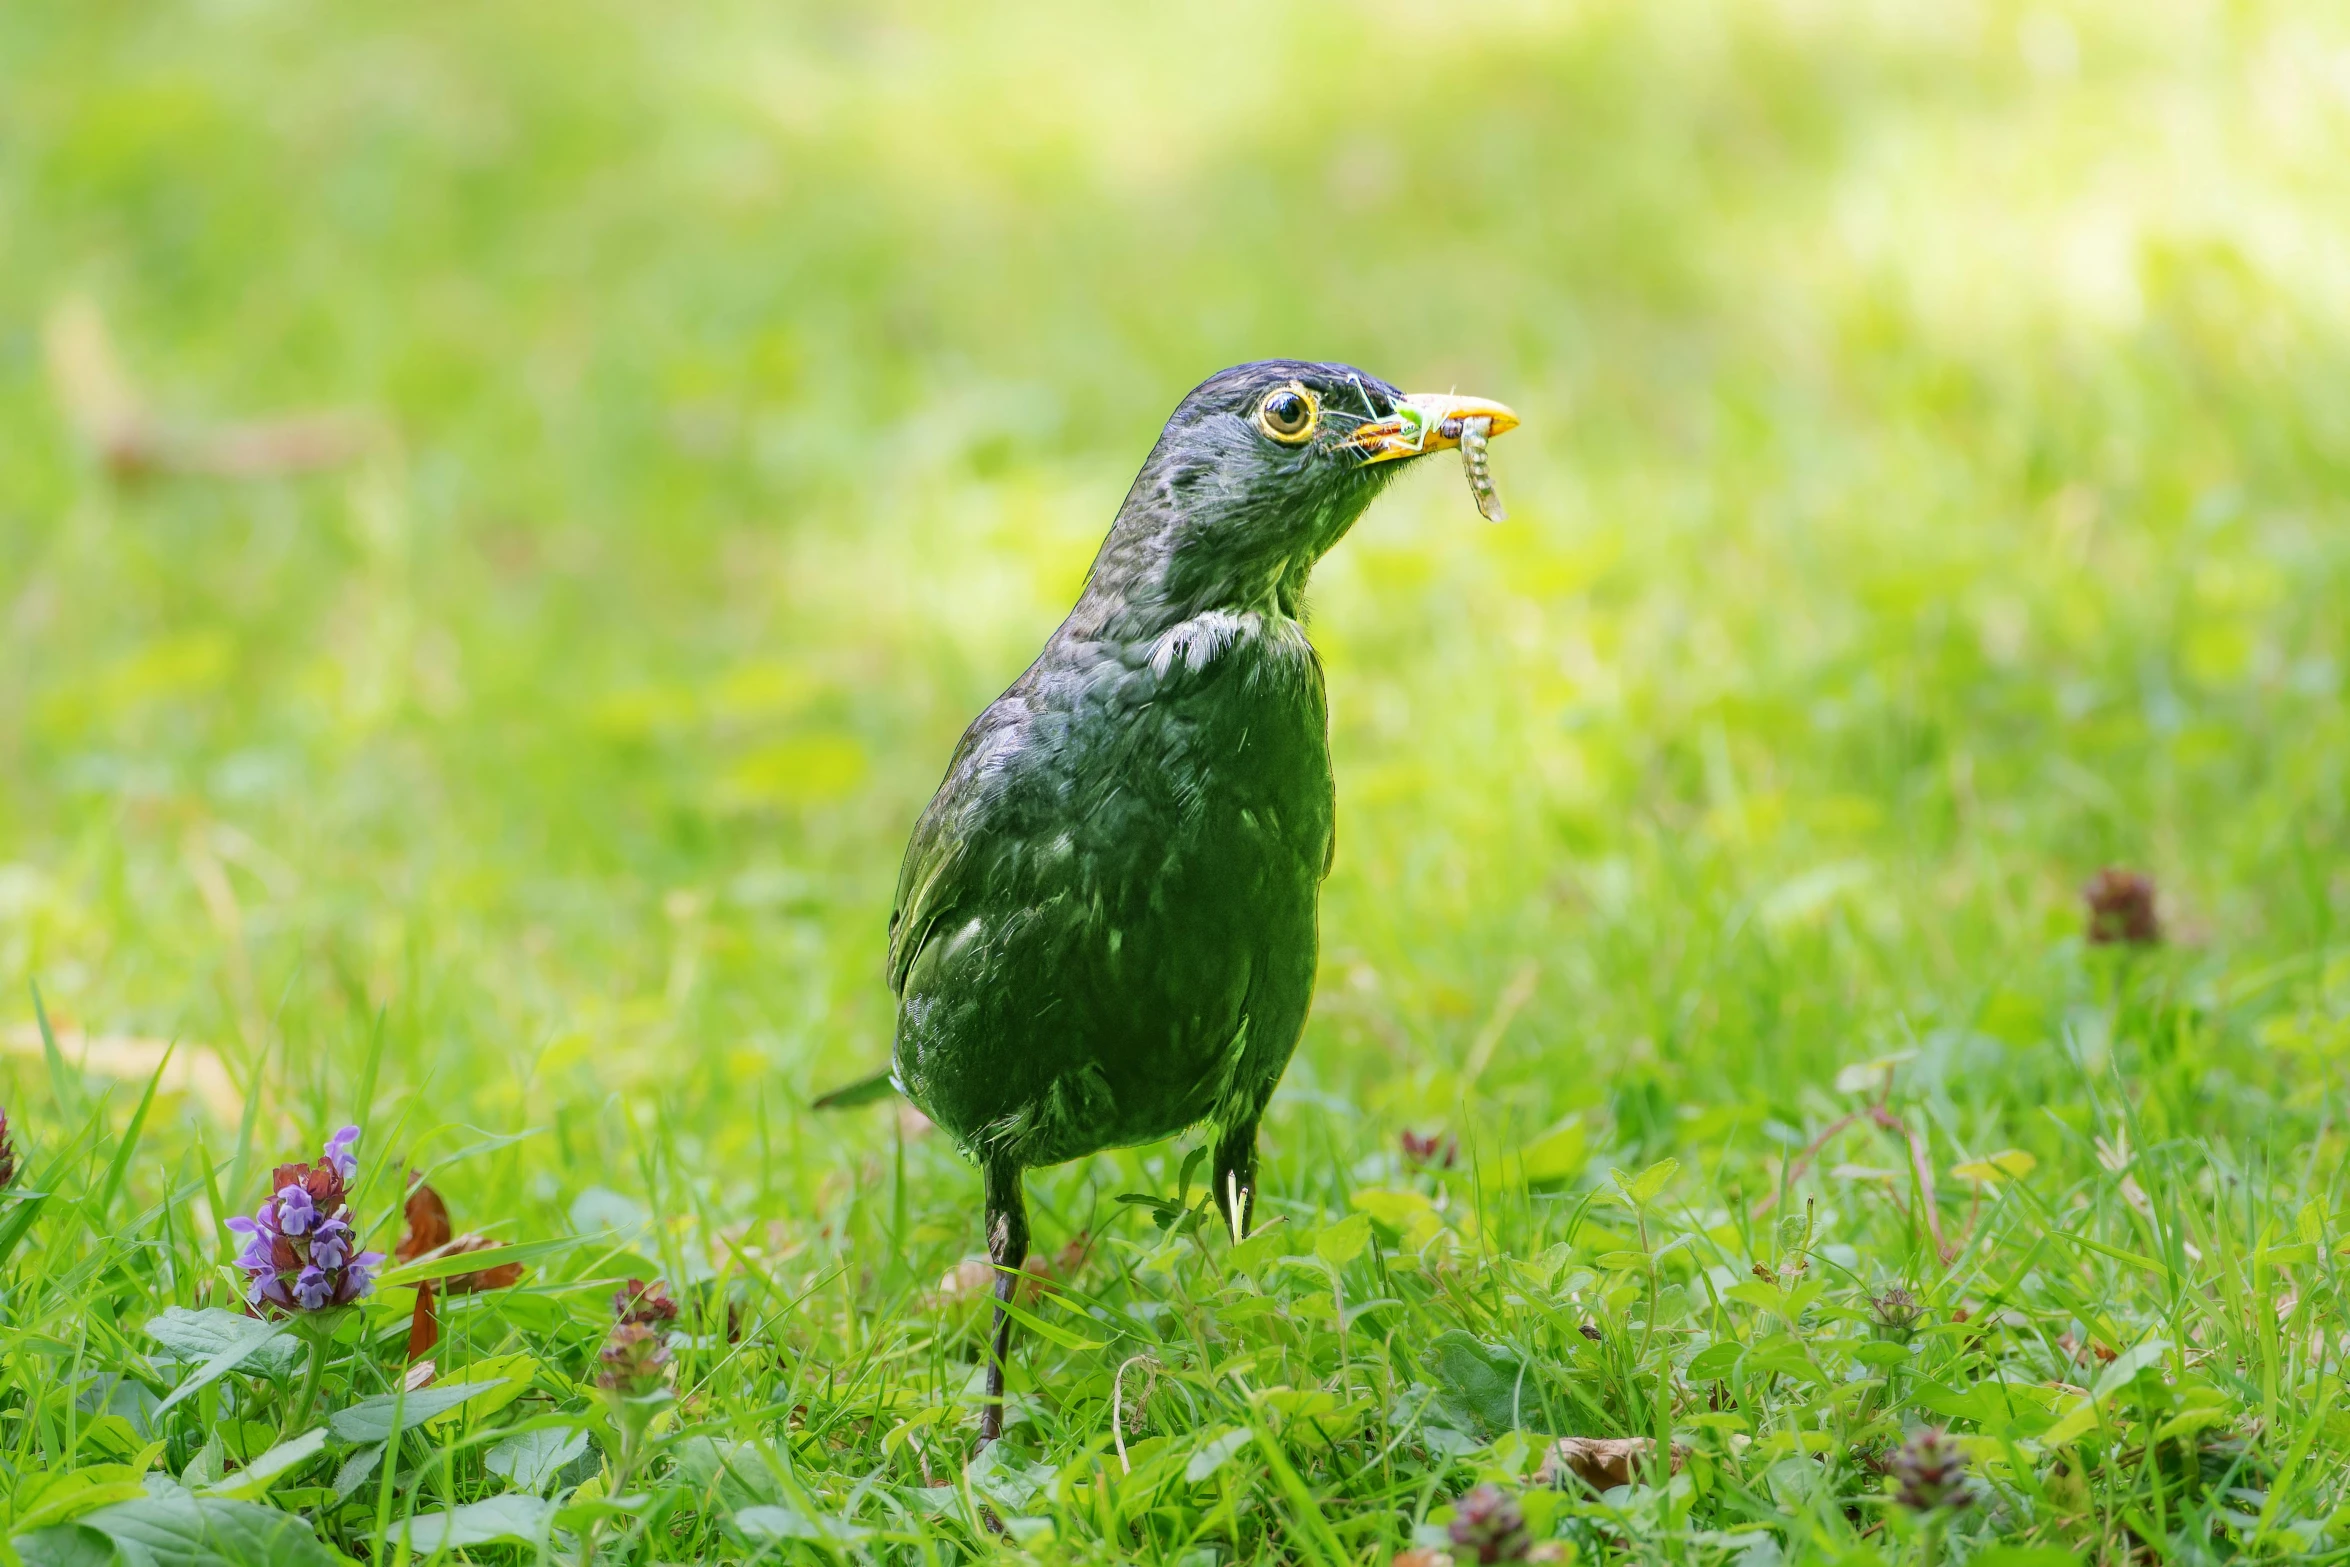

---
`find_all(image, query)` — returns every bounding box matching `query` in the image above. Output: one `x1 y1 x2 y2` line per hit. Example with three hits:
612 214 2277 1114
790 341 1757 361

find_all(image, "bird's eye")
1255 386 1318 444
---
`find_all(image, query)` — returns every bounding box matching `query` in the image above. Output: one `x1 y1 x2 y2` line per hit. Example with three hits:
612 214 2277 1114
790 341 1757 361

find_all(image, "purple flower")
1448 1485 1531 1563
275 1184 317 1236
597 1322 674 1397
324 1125 361 1182
337 1252 384 1305
311 1217 353 1270
294 1267 334 1310
228 1127 376 1315
227 1216 276 1273
1892 1427 1973 1513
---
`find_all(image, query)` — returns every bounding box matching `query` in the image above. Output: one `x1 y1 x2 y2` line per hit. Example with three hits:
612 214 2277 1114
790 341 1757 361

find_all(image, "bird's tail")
810 1068 899 1110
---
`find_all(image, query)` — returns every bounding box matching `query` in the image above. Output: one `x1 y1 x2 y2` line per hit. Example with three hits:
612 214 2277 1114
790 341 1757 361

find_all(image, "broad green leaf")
1422 1330 1553 1437
13 1525 117 1567
1612 1159 1680 1207
675 1436 788 1511
1684 1412 1750 1434
882 1405 947 1456
197 1427 327 1500
732 1505 871 1544
1950 1149 2036 1184
2090 1338 2168 1400
400 1496 555 1552
1349 1188 1439 1248
1257 1388 1361 1443
964 1443 1056 1515
10 1473 155 1536
331 1446 383 1504
1184 1426 1254 1483
1228 1216 1290 1274
2040 1394 2105 1448
79 1491 341 1567
1313 1213 1371 1268
13 1466 160 1520
485 1426 591 1493
74 1417 150 1464
1516 1119 1587 1186
423 1354 538 1430
328 1379 507 1444
144 1309 305 1377
150 1317 297 1417
2153 1407 2232 1442
1746 1344 1829 1385
180 1433 225 1489
1686 1342 1743 1380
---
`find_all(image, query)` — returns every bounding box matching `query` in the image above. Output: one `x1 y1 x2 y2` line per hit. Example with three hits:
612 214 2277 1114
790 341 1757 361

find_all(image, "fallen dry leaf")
1537 1436 1689 1491
407 1280 439 1362
440 1234 526 1294
398 1174 528 1294
399 1177 453 1260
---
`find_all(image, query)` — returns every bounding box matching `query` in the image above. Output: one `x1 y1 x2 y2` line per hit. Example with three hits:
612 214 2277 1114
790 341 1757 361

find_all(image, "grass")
3 0 2349 1560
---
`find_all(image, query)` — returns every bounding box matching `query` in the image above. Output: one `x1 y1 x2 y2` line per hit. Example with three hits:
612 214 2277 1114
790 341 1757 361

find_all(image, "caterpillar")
1459 415 1506 522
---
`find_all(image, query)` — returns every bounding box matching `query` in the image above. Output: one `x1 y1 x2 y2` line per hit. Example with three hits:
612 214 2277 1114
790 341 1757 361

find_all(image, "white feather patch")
1148 609 1259 678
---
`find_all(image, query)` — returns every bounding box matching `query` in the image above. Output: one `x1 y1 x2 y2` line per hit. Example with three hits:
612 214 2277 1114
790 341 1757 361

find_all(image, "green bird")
819 361 1516 1440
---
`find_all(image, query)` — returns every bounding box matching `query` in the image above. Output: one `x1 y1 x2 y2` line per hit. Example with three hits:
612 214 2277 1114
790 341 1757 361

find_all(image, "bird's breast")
1103 612 1331 856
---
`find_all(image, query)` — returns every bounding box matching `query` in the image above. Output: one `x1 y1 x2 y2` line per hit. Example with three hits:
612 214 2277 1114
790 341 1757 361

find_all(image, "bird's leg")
979 1154 1029 1446
1211 1117 1259 1241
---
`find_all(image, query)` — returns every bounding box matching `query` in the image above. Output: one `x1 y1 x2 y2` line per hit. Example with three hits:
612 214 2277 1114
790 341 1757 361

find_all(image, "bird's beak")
1339 393 1520 464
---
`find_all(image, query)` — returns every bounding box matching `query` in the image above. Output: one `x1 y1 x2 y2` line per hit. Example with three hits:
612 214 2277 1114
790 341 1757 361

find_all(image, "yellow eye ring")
1254 383 1318 444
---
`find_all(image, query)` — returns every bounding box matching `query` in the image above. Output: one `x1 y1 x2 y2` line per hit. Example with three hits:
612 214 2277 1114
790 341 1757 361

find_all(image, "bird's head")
1081 360 1517 632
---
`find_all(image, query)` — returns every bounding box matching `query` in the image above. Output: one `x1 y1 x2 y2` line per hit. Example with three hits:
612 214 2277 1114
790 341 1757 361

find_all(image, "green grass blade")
90 1040 175 1223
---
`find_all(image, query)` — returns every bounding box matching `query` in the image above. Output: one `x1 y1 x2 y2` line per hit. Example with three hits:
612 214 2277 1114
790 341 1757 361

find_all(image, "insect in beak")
1338 393 1519 520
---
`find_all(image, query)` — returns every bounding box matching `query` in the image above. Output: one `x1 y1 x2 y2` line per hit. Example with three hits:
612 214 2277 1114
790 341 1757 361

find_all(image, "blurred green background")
2 0 2346 1208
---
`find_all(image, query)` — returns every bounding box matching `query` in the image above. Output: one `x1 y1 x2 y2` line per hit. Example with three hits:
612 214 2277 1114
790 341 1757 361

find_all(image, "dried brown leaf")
399 1175 454 1262
1536 1436 1689 1491
443 1234 527 1294
399 1176 525 1292
407 1278 439 1363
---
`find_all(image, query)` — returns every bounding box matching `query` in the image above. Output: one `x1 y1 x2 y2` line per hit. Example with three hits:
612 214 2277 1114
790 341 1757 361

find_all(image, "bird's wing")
885 706 1011 997
886 799 968 999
